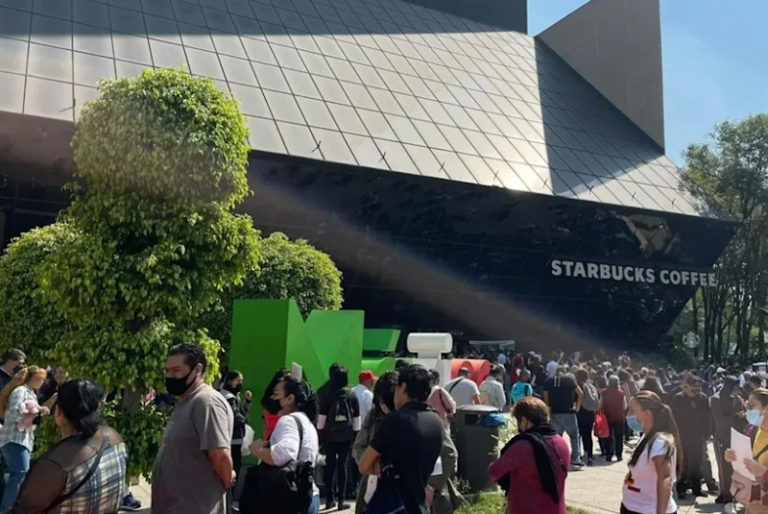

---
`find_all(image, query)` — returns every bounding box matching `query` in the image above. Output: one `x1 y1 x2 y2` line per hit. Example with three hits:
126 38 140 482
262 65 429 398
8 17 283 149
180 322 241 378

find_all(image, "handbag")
363 463 407 514
594 412 609 439
240 414 314 514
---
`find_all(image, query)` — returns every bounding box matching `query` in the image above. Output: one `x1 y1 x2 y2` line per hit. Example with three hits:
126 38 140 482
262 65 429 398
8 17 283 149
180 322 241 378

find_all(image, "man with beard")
153 344 235 514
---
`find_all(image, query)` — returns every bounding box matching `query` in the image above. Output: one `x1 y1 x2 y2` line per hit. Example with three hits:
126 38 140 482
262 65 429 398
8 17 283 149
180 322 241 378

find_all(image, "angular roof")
0 0 719 218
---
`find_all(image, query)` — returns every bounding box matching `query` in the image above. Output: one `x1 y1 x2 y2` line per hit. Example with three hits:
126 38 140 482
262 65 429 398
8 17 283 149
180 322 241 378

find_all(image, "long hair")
366 371 398 429
629 391 683 477
0 365 46 415
280 375 318 424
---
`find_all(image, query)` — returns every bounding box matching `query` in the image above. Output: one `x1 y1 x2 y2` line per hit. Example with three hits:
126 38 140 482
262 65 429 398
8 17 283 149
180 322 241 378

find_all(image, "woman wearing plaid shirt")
13 379 127 514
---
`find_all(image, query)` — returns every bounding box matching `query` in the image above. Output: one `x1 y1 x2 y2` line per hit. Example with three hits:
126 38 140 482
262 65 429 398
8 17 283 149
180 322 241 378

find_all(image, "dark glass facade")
0 148 736 353
244 152 735 352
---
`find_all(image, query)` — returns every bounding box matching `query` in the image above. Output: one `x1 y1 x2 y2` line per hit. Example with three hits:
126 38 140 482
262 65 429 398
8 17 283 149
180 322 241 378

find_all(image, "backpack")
326 391 355 442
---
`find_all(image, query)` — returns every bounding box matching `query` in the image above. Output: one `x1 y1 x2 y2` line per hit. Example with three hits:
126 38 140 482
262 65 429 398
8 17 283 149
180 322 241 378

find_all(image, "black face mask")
225 384 242 395
12 364 25 374
264 397 281 415
165 369 195 396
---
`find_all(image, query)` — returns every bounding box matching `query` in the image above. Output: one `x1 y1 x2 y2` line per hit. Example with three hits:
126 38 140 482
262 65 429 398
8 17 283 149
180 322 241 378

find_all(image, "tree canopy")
673 114 768 361
0 69 259 477
203 232 343 354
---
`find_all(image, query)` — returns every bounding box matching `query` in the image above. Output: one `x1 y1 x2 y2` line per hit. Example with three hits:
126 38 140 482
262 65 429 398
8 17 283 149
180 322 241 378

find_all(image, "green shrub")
202 232 343 355
2 69 259 478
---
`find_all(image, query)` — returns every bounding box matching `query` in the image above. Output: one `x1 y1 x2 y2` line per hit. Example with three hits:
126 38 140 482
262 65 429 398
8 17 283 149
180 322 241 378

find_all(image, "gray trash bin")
450 404 504 493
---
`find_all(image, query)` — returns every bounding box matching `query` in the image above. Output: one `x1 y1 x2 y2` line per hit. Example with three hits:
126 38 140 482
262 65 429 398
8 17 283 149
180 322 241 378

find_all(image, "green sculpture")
229 299 401 438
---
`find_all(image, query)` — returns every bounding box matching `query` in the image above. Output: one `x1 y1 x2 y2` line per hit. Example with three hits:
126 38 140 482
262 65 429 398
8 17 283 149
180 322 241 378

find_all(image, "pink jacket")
428 386 456 430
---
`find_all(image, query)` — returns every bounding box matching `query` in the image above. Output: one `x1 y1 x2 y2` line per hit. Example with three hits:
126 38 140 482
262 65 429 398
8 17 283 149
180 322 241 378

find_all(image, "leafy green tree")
680 114 768 361
0 223 77 362
37 69 258 391
203 232 343 354
5 69 260 477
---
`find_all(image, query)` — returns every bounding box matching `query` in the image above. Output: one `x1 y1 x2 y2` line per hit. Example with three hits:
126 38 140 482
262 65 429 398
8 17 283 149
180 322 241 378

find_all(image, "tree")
12 69 259 477
678 114 768 361
203 232 343 354
0 223 77 362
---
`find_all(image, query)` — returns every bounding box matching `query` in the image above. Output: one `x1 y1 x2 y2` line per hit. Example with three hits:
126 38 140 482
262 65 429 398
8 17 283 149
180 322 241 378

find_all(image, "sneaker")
694 490 707 497
707 483 719 494
605 456 613 462
120 493 142 512
337 503 350 511
326 500 337 511
587 457 594 466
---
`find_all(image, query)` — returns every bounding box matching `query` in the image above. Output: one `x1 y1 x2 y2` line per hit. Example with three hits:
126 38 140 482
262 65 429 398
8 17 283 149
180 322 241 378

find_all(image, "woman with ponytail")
620 391 682 514
0 365 53 511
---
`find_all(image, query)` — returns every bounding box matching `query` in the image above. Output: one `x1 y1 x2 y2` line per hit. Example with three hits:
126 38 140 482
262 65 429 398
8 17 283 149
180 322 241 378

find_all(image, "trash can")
451 404 505 493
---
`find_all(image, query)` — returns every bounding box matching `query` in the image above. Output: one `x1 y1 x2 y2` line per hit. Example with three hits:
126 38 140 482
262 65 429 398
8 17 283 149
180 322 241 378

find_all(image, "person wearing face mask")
247 375 320 514
669 374 713 498
153 343 235 514
262 368 291 440
725 388 768 513
221 370 252 506
621 391 681 514
489 396 570 514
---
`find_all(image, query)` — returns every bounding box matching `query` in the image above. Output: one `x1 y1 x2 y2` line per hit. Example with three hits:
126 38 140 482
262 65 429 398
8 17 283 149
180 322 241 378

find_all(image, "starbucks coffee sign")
550 259 716 287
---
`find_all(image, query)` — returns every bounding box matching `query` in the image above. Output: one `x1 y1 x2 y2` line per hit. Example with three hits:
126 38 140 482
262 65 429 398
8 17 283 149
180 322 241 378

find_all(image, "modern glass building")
0 0 735 351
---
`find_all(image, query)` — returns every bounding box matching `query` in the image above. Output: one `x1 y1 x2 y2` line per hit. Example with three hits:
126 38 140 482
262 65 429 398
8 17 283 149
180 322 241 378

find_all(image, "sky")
528 1 768 165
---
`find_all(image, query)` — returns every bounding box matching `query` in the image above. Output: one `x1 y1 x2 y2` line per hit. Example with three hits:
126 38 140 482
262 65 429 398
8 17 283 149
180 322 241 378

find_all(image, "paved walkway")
131 442 722 514
567 441 721 514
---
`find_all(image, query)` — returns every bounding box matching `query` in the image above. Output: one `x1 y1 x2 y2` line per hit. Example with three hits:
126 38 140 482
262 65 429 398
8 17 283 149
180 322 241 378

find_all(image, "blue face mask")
626 415 644 433
747 409 764 427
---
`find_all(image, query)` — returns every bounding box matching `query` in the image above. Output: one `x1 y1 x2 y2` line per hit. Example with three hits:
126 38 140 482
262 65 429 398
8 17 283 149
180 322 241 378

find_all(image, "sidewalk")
130 480 357 513
567 441 721 514
131 442 719 514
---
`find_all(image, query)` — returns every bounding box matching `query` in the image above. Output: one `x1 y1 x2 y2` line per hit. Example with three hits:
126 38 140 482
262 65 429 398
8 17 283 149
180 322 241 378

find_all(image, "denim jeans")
552 412 582 463
1 443 30 513
308 495 320 514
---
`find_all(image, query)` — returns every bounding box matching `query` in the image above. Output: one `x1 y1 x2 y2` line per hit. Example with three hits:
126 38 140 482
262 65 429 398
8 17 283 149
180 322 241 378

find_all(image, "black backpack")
240 414 315 514
326 391 354 442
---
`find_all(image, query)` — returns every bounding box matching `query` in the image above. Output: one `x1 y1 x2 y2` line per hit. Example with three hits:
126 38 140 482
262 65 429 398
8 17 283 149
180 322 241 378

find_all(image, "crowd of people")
6 340 768 514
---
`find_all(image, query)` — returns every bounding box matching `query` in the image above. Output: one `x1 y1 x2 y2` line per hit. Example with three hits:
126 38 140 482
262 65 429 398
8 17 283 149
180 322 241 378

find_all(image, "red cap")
359 370 378 383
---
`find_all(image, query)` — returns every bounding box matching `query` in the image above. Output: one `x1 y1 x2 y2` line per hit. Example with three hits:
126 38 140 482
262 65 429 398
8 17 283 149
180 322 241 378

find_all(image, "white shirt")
546 360 559 378
622 435 677 514
445 377 480 407
269 412 320 495
353 384 373 423
479 377 506 411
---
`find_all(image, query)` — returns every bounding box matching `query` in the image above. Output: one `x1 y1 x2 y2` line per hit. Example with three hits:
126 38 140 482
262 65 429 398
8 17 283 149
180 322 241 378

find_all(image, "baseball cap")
359 370 378 382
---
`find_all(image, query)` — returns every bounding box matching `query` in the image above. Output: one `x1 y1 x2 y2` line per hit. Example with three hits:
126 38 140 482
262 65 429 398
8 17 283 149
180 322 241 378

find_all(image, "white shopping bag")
241 425 255 456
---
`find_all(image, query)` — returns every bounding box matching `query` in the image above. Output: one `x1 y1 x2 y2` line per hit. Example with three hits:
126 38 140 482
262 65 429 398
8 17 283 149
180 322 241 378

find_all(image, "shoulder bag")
240 414 314 514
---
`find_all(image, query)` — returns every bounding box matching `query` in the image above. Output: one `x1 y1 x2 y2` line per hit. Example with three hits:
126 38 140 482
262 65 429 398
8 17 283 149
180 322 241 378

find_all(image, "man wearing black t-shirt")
360 364 444 514
543 369 584 468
